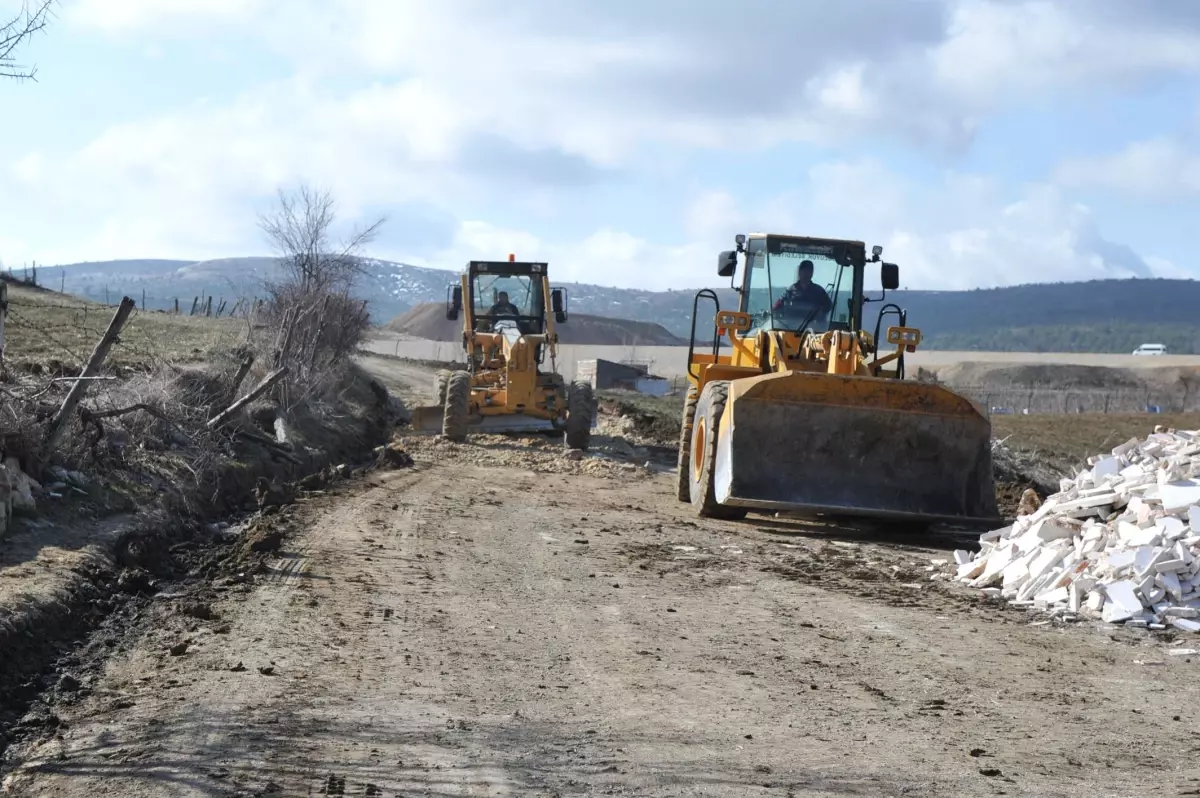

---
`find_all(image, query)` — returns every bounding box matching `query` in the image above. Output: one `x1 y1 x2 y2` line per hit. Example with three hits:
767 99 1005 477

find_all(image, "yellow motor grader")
678 232 999 525
410 256 595 449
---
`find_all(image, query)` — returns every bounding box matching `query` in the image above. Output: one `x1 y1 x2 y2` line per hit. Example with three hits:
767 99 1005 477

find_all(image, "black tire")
676 391 698 502
434 369 451 405
442 371 471 442
688 381 747 520
565 380 595 451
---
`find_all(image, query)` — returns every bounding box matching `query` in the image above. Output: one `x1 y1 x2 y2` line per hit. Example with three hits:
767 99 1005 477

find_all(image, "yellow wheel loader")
678 233 999 526
410 256 596 449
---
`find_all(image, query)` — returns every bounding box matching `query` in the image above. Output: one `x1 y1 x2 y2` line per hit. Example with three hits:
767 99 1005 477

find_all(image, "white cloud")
412 163 1167 293
17 0 1195 289
62 0 1200 162
418 221 714 293
1055 138 1200 200
65 0 264 33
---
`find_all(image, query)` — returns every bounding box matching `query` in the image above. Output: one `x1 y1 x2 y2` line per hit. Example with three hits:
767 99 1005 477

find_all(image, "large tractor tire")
565 380 595 451
688 381 747 520
434 369 451 405
676 391 698 502
442 371 472 442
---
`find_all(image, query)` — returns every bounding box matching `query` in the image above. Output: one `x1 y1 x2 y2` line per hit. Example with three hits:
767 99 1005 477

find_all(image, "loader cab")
731 234 866 336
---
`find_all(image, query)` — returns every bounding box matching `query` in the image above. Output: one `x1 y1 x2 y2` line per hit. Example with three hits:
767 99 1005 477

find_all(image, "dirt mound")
385 302 686 346
936 362 1149 389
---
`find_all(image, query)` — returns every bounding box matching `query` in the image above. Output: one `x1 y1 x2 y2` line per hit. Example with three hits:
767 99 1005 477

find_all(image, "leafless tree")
254 185 385 415
1 1 55 81
257 184 386 295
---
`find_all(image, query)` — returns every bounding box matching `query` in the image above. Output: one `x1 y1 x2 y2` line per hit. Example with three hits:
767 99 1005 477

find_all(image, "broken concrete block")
1155 558 1187 574
957 558 986 581
1170 617 1200 633
1105 580 1144 615
1162 480 1200 513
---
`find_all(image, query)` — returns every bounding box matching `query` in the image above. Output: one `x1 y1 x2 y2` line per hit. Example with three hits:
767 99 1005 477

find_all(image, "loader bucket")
713 371 1000 525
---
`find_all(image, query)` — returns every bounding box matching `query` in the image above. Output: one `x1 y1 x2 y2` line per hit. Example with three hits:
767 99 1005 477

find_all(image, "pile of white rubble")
953 428 1200 632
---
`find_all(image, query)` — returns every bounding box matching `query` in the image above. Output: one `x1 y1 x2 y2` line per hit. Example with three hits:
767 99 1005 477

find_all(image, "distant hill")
19 258 1200 353
386 303 687 346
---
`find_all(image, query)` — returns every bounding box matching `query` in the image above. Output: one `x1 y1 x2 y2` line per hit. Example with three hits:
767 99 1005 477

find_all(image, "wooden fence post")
41 297 137 458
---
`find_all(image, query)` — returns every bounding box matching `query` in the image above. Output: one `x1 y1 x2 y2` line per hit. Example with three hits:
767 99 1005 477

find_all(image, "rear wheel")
434 369 451 405
676 391 698 502
688 381 747 520
565 380 595 450
442 371 471 442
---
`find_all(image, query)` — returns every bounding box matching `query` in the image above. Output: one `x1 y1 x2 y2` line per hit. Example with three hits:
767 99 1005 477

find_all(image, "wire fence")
952 386 1196 415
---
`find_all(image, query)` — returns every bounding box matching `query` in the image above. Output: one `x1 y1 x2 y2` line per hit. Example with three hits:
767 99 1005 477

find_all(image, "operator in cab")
773 260 832 323
488 291 521 318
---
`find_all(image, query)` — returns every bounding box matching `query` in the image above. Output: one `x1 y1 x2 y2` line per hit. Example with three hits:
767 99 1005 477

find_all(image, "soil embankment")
931 361 1200 413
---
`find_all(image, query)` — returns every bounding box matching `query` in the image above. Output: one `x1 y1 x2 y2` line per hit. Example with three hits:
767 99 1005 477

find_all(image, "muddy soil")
4 436 1200 797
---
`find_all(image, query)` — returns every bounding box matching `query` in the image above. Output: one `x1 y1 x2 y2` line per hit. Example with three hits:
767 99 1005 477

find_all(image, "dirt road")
5 434 1200 797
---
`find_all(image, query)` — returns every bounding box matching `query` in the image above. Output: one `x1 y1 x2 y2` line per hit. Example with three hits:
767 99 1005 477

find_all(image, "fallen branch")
235 426 302 463
84 402 173 422
207 366 288 430
79 403 195 445
229 354 255 403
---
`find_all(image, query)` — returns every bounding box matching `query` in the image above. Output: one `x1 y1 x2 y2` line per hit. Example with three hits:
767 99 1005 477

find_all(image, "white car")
1132 344 1167 356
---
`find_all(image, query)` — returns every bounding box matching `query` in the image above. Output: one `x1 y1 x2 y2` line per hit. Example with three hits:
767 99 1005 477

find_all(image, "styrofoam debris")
948 428 1200 633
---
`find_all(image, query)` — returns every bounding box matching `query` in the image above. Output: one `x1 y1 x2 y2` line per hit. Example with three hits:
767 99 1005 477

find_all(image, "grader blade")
407 404 558 435
408 404 446 432
713 371 1000 525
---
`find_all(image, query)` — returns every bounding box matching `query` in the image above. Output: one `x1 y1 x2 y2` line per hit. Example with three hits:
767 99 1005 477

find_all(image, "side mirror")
881 262 899 291
446 284 462 321
717 250 737 278
551 287 567 323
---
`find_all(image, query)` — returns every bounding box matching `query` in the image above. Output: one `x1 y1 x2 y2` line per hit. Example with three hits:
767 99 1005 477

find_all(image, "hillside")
385 303 687 346
20 258 1200 352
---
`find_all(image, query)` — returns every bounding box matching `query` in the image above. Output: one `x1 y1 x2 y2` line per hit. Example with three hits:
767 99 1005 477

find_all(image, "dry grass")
3 282 245 368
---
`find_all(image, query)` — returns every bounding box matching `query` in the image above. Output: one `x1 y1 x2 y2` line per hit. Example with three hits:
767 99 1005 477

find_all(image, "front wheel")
676 391 698 502
434 370 451 405
565 380 595 451
688 381 747 520
442 371 471 442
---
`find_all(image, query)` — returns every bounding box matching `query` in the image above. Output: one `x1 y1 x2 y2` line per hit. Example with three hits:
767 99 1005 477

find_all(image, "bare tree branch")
0 1 56 81
257 184 386 294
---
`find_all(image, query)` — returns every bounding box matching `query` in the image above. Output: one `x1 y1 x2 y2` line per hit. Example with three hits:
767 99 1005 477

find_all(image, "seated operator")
772 260 832 324
488 291 521 318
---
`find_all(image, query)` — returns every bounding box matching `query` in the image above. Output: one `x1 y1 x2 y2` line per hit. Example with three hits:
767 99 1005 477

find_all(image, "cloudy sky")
1 0 1199 291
